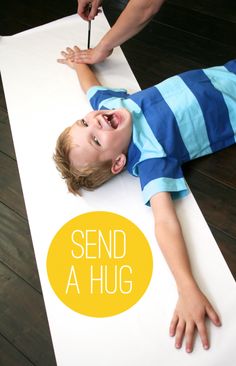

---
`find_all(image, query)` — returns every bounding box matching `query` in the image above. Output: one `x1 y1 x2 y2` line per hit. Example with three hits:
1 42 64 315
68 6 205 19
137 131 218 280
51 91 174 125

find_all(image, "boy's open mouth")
103 113 119 129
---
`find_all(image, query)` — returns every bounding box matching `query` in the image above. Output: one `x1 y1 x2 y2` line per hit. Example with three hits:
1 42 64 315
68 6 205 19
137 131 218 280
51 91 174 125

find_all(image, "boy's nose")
91 118 102 129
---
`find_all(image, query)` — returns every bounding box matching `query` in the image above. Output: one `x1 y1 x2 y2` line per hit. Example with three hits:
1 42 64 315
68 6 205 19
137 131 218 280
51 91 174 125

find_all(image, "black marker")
87 3 92 49
87 20 91 49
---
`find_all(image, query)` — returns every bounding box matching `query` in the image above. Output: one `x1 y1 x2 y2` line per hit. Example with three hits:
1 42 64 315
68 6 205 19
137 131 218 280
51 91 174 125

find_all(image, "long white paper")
0 13 236 366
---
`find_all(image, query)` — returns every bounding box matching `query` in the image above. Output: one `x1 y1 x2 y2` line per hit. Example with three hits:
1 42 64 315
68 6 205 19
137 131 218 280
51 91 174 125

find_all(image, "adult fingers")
88 3 99 20
74 50 93 64
77 1 90 20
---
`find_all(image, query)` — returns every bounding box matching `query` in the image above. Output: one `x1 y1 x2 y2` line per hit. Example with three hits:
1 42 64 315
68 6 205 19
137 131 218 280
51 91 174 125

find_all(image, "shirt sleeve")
137 157 189 205
87 86 130 110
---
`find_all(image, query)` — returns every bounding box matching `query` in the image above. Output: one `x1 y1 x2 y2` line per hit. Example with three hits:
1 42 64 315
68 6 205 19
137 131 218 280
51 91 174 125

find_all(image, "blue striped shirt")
87 60 236 205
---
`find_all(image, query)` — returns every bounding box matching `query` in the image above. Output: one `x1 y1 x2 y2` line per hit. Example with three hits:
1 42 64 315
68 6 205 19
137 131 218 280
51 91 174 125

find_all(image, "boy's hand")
57 46 82 69
170 285 221 353
57 46 101 93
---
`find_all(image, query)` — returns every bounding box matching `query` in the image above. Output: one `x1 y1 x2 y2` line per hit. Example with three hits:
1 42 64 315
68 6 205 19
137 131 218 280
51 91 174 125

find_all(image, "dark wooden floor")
0 0 235 365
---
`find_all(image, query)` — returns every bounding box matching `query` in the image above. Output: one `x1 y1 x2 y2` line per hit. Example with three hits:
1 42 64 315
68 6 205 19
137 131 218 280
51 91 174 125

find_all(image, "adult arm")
57 46 101 93
75 0 165 64
150 191 221 352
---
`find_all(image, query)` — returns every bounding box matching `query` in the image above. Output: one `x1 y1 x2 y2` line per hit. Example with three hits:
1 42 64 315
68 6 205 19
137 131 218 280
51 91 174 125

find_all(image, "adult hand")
170 286 221 353
73 44 113 64
77 0 102 21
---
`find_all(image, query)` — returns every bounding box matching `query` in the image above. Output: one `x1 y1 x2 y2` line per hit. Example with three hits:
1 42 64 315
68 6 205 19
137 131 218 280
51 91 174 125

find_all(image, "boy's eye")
93 136 101 146
81 118 88 127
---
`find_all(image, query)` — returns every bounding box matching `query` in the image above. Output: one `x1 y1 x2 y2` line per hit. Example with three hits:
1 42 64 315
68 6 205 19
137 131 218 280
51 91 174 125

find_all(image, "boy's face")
69 109 132 172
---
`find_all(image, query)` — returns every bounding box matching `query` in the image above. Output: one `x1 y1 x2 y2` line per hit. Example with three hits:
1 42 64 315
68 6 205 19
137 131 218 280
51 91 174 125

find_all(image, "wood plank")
0 334 33 366
156 2 236 46
0 153 27 218
184 167 236 239
0 76 7 111
0 121 16 159
0 17 32 36
0 262 56 366
1 0 76 33
210 226 236 280
168 0 236 23
1 1 58 28
121 38 201 88
104 8 203 88
104 6 235 77
134 21 235 66
44 0 77 17
189 146 236 190
0 202 41 291
0 107 9 125
105 0 236 25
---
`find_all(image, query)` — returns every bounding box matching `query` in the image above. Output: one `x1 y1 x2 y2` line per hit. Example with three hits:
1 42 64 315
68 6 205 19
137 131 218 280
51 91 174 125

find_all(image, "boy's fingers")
175 320 185 349
196 321 209 350
66 47 73 53
74 45 81 52
206 305 222 327
57 59 66 64
185 321 195 353
169 313 178 337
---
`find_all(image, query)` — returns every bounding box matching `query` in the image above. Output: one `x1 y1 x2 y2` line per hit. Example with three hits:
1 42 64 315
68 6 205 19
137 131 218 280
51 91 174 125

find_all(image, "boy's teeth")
102 113 119 129
103 114 113 127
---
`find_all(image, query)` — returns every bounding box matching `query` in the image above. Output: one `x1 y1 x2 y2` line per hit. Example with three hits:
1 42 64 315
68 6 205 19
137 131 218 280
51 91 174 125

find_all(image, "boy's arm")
58 46 101 93
74 62 101 93
150 192 221 353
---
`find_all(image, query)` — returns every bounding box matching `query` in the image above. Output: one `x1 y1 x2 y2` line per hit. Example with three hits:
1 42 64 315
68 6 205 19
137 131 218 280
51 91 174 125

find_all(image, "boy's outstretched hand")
170 285 221 353
57 46 80 69
151 191 222 353
57 44 112 66
57 46 101 93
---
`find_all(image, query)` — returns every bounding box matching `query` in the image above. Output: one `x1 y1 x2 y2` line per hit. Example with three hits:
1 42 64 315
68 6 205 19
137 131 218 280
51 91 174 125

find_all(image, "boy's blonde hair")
53 126 114 194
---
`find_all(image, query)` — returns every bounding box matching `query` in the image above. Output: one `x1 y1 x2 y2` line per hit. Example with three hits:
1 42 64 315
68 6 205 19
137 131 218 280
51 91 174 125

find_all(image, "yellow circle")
47 211 153 317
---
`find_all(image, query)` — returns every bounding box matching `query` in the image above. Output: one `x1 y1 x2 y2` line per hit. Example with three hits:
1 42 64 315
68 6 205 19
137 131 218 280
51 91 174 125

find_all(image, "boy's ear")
111 154 126 175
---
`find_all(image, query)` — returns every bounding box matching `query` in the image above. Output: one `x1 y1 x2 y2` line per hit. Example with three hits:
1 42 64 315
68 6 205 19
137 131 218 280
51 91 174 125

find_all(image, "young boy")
55 46 236 353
